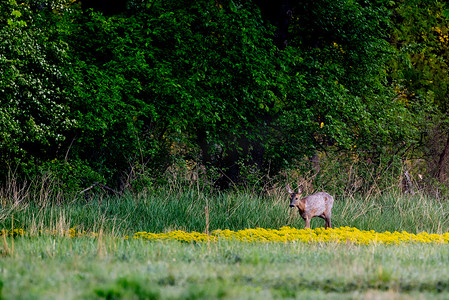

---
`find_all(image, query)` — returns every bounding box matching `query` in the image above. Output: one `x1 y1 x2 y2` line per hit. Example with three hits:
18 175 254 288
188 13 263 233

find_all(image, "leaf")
11 10 21 18
443 9 449 20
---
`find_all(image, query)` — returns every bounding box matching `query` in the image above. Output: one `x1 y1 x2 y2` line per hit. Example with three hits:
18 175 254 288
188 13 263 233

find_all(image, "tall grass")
1 178 449 235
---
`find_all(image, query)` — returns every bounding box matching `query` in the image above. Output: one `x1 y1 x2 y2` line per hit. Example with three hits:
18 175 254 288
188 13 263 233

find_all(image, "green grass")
1 236 449 299
1 188 448 235
1 187 449 299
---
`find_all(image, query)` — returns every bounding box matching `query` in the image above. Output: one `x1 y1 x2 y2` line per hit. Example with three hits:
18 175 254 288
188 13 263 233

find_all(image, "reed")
1 185 449 235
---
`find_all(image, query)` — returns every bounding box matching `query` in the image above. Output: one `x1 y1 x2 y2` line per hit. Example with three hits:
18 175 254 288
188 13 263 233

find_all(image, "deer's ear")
297 187 302 194
286 186 294 195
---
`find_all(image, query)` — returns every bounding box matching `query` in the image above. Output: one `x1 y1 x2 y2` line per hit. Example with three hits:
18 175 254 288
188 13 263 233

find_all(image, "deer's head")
286 186 302 208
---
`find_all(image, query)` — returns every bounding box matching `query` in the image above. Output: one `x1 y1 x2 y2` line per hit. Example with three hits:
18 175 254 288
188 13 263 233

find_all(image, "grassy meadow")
2 237 449 299
1 184 449 299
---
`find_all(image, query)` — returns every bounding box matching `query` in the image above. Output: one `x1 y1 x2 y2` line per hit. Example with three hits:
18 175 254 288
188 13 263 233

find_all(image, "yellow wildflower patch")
4 227 449 245
0 228 25 237
0 228 96 238
132 226 449 245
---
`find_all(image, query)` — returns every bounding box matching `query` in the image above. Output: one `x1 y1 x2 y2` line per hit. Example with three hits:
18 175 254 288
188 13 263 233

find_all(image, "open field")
1 235 449 299
1 189 449 299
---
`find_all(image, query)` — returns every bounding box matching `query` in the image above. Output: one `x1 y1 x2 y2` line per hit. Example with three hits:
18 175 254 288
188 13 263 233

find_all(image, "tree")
0 0 75 179
267 0 416 164
389 0 449 184
66 0 285 189
0 0 426 194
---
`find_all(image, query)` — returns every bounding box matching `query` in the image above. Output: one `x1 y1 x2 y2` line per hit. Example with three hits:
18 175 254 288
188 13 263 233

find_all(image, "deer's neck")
297 198 306 212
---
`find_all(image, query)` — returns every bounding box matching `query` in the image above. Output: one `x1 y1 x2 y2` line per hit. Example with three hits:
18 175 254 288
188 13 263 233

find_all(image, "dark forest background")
1 0 449 197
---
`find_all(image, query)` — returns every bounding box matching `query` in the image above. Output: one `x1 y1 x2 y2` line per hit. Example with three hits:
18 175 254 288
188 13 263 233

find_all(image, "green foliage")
391 0 449 113
389 0 449 184
95 277 160 300
0 0 75 178
275 0 416 163
0 0 446 193
39 159 106 195
50 0 284 190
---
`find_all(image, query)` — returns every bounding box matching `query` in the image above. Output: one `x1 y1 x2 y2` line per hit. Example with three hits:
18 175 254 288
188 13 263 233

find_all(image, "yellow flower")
3 226 449 245
131 227 449 245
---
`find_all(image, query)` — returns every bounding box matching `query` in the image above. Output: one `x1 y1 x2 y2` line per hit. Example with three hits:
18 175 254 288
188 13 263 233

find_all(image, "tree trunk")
437 132 449 182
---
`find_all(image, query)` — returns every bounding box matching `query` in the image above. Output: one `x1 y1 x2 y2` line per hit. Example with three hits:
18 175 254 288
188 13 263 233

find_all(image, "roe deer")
287 186 334 229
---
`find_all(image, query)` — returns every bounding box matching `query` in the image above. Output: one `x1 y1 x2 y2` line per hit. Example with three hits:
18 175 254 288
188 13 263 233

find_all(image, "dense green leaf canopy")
0 0 446 192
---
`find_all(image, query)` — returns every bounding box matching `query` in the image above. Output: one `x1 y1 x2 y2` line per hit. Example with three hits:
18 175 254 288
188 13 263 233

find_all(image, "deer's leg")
322 210 332 229
318 214 327 228
325 216 332 229
304 215 311 229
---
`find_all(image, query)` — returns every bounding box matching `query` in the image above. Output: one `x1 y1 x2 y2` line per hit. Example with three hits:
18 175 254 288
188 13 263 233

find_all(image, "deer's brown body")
287 187 334 229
